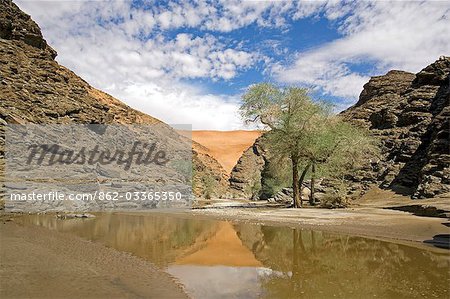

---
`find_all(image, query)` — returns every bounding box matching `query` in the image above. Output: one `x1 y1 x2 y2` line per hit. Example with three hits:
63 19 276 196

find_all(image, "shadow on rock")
424 234 450 249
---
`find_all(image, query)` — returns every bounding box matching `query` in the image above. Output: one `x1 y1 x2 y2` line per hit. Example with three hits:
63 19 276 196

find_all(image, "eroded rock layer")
342 57 450 198
229 136 266 199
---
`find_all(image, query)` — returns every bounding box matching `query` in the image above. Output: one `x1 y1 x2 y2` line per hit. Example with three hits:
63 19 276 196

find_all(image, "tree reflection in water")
249 227 449 298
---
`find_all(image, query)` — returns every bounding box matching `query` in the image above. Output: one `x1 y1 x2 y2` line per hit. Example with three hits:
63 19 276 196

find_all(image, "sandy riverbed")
185 187 450 248
0 217 188 299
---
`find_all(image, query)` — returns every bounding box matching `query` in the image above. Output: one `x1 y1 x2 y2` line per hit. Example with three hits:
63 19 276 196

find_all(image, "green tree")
240 83 378 207
240 83 326 207
303 117 379 205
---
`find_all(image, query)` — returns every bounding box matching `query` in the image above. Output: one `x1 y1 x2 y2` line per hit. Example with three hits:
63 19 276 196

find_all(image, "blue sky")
16 0 450 130
193 16 345 103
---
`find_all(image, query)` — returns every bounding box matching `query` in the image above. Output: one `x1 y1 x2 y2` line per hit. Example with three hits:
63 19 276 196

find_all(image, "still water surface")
22 213 449 298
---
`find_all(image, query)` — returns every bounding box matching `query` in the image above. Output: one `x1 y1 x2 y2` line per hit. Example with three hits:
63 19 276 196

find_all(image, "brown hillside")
0 0 228 199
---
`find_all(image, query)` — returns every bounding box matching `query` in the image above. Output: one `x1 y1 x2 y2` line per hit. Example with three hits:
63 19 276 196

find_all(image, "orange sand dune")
191 130 261 174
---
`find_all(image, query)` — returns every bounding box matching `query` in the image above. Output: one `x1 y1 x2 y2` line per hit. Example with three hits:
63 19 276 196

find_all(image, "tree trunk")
292 229 300 290
298 164 310 207
309 162 316 206
291 155 300 208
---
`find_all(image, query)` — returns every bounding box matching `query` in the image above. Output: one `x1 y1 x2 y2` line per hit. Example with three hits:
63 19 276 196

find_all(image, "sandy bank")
182 205 449 251
0 218 188 299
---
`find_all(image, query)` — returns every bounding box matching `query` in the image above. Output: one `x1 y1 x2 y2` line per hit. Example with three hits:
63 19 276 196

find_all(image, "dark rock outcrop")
0 0 56 58
342 56 450 198
229 136 266 199
0 0 162 127
193 147 229 198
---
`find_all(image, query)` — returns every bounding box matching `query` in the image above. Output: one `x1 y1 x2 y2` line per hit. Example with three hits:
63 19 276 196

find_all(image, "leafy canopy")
241 83 332 160
240 83 379 195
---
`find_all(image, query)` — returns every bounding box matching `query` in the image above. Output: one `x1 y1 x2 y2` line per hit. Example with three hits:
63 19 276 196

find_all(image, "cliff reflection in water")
21 213 449 298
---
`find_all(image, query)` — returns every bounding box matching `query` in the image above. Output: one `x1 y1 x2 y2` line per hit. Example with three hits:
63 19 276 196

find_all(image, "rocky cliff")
0 0 56 59
0 0 227 200
341 57 449 198
0 0 161 128
229 136 266 198
230 57 450 199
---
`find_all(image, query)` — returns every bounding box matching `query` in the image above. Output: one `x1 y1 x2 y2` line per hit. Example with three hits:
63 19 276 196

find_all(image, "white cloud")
15 1 258 82
32 21 256 83
14 0 262 129
275 1 450 103
110 81 247 130
14 0 450 128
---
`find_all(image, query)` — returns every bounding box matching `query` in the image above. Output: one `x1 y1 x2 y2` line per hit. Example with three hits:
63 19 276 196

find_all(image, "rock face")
0 0 162 127
229 136 266 199
0 0 56 59
230 57 450 199
342 57 450 198
0 0 226 200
